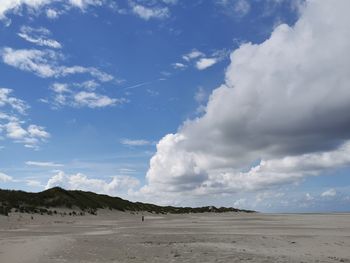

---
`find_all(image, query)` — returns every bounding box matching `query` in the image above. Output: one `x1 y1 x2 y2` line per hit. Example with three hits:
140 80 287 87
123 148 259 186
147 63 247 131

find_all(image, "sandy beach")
0 212 349 263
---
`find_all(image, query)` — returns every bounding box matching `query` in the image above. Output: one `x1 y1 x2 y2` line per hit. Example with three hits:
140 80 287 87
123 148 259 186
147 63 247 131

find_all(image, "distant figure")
142 215 144 222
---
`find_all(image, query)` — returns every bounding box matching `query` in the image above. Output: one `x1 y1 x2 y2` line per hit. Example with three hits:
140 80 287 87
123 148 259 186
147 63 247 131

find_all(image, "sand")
0 211 349 262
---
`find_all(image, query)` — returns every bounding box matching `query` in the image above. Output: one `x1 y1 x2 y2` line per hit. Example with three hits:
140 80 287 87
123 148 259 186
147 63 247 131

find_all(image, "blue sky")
0 0 349 212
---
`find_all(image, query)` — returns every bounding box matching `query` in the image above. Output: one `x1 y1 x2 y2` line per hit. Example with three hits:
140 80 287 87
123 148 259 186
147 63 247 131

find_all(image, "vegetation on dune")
0 187 255 216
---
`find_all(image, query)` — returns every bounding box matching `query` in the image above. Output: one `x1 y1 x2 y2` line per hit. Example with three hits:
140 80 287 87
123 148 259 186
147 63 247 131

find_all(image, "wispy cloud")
4 122 50 149
26 161 64 167
75 80 100 90
1 48 59 78
0 0 177 24
172 62 187 69
195 49 228 70
47 82 126 109
131 4 169 20
0 0 103 21
195 58 218 70
18 26 62 49
217 0 251 18
0 88 28 114
175 48 229 71
1 47 113 82
120 138 154 146
233 0 251 17
182 49 204 62
321 188 337 197
74 91 122 108
60 65 114 82
0 88 49 149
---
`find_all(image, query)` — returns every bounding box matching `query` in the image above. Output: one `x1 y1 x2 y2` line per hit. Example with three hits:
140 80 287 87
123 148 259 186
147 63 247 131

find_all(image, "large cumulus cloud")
142 0 350 199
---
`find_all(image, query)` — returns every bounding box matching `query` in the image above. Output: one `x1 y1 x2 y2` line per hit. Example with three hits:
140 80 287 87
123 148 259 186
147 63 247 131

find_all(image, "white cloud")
28 124 50 138
1 48 58 78
195 49 228 70
48 82 125 109
217 0 251 17
68 0 103 9
196 57 218 70
0 172 13 182
182 48 227 70
120 138 153 146
0 0 102 20
26 161 63 167
142 1 350 202
0 0 51 20
73 91 119 108
0 88 49 148
0 88 28 114
1 47 114 82
172 62 187 69
59 66 114 82
5 121 28 139
0 0 176 22
46 8 59 19
321 188 337 197
3 122 50 148
182 49 204 62
18 26 62 49
131 4 169 20
75 80 100 90
143 139 350 198
233 0 251 17
45 170 140 196
51 82 70 93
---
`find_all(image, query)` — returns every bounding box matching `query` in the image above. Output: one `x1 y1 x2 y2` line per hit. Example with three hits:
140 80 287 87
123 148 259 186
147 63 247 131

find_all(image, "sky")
0 0 349 212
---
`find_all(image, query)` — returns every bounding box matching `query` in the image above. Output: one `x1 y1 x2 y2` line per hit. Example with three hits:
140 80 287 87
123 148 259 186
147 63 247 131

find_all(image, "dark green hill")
0 187 254 215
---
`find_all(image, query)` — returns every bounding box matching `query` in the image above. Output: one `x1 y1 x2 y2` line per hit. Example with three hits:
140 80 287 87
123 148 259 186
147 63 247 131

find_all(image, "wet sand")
0 211 349 262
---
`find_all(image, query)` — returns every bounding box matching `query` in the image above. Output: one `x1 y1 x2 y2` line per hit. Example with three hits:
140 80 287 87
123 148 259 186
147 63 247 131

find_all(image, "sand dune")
0 211 349 262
